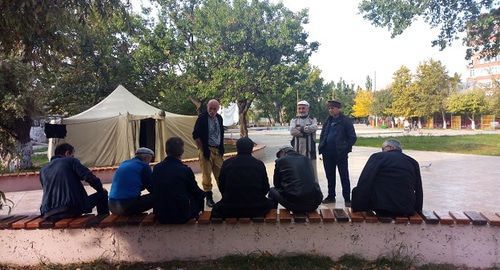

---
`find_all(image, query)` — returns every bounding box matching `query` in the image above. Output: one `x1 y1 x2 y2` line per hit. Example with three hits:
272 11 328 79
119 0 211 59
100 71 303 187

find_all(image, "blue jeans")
322 153 351 201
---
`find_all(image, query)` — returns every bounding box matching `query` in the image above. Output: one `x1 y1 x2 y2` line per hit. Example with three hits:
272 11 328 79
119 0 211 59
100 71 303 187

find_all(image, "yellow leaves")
352 89 373 118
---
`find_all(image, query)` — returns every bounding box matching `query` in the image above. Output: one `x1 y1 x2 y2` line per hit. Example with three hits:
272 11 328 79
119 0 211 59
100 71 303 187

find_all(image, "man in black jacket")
152 137 205 224
212 137 276 218
192 99 224 208
40 143 109 220
352 139 423 217
318 100 357 206
269 146 323 213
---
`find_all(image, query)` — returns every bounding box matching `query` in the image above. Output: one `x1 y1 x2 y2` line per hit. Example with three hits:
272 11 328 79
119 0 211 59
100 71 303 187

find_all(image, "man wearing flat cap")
108 147 154 215
318 100 357 207
290 100 318 181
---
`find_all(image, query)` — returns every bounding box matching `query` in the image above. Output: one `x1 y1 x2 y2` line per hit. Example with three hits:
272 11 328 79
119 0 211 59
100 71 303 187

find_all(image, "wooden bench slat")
0 215 28 229
409 213 424 224
307 210 321 223
251 216 265 223
362 211 378 223
238 217 251 224
279 209 292 223
421 210 439 224
85 214 110 227
346 209 364 222
480 212 500 226
333 208 349 222
127 213 148 225
264 209 277 223
463 211 486 226
293 213 307 223
39 218 57 229
140 213 156 226
114 215 130 226
433 211 455 225
394 216 409 224
54 217 77 229
26 217 45 229
449 211 471 225
319 209 335 222
377 216 393 223
197 211 211 224
69 214 95 228
12 215 40 229
225 218 237 224
99 214 120 228
210 217 223 224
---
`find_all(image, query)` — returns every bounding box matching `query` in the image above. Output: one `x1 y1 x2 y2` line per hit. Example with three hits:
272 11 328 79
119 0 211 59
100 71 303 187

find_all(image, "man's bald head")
207 99 220 118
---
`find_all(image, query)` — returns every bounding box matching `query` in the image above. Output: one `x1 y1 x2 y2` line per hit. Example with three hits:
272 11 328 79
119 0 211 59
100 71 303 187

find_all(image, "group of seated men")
39 137 422 223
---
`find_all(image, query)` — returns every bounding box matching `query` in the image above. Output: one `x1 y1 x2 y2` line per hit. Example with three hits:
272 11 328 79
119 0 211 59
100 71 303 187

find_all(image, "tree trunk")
237 99 252 138
441 111 447 129
189 96 203 114
470 114 476 129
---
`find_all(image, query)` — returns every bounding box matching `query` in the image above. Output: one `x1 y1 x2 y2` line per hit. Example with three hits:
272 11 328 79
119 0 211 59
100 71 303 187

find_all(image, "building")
466 54 500 89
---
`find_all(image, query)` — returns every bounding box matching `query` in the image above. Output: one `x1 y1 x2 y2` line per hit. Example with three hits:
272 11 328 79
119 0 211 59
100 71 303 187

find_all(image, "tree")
331 78 356 117
352 89 374 118
387 66 418 117
0 0 129 169
447 89 488 129
365 75 373 91
370 89 393 117
358 0 498 59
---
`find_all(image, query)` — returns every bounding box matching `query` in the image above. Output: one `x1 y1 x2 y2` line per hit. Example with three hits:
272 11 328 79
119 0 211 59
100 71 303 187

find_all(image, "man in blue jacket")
352 139 423 217
152 137 205 224
108 147 154 215
40 143 108 220
318 100 357 207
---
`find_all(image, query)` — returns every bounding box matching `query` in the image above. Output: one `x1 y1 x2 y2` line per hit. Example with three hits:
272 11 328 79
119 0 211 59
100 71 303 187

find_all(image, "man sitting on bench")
269 146 323 213
108 147 154 215
40 143 109 220
352 139 423 217
212 137 276 218
151 137 205 224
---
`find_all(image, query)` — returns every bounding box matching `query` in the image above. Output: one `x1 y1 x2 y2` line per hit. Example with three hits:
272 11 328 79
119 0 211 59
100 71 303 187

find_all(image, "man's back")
217 155 270 210
40 156 88 215
152 156 204 223
109 157 151 200
274 153 322 204
353 150 423 215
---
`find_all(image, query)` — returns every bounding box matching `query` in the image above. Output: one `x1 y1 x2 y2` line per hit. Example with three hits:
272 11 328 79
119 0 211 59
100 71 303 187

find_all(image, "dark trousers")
322 153 351 201
211 198 277 218
268 188 317 213
109 194 154 216
44 189 109 221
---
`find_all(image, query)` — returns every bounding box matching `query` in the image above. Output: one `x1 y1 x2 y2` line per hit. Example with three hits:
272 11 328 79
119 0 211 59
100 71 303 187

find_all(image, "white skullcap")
135 147 154 156
297 100 310 106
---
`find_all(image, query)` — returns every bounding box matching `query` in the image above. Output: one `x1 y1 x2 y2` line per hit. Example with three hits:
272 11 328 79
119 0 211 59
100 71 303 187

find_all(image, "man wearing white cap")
289 100 318 181
108 147 154 215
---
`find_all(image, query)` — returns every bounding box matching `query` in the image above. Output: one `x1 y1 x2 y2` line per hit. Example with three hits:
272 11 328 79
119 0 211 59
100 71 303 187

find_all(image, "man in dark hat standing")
318 100 357 207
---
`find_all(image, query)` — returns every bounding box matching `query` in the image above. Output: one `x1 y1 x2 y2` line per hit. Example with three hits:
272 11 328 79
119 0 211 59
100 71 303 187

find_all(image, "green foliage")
370 89 393 116
447 89 489 121
358 0 498 59
331 78 356 117
387 66 417 117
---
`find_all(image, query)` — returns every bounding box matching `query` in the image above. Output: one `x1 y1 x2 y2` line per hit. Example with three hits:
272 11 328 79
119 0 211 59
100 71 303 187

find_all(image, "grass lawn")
0 254 467 270
356 134 500 156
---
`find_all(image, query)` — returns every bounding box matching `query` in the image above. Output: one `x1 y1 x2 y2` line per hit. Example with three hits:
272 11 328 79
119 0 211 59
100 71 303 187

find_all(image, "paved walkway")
2 126 499 215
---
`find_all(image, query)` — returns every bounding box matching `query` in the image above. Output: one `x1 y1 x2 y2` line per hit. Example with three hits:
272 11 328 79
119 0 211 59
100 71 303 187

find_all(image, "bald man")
192 99 225 207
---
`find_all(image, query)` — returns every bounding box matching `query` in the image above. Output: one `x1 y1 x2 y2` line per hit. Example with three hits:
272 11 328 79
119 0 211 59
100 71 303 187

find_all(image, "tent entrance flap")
139 118 156 152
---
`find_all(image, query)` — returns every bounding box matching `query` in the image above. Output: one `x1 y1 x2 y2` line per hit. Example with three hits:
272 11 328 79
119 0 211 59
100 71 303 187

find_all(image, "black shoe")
322 196 336 204
345 201 352 207
206 197 215 208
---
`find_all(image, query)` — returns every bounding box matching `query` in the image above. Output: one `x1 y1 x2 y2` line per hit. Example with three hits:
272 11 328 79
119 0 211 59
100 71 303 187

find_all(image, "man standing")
352 139 423 216
269 146 323 213
318 100 357 206
289 100 318 181
152 137 205 224
108 147 154 215
40 143 109 220
212 137 276 218
192 99 224 207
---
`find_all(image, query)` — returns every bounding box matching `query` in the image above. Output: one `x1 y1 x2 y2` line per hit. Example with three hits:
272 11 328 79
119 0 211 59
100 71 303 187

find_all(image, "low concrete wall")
0 143 266 192
1 222 498 267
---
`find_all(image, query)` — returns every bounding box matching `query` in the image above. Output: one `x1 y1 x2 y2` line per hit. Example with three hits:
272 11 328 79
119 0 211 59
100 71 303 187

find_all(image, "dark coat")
352 150 423 216
151 156 205 224
212 154 273 218
273 152 322 209
40 156 104 216
192 111 225 159
318 114 357 156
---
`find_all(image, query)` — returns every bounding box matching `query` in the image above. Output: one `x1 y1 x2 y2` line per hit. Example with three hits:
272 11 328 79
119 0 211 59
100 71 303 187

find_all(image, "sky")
275 0 469 90
132 0 470 90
